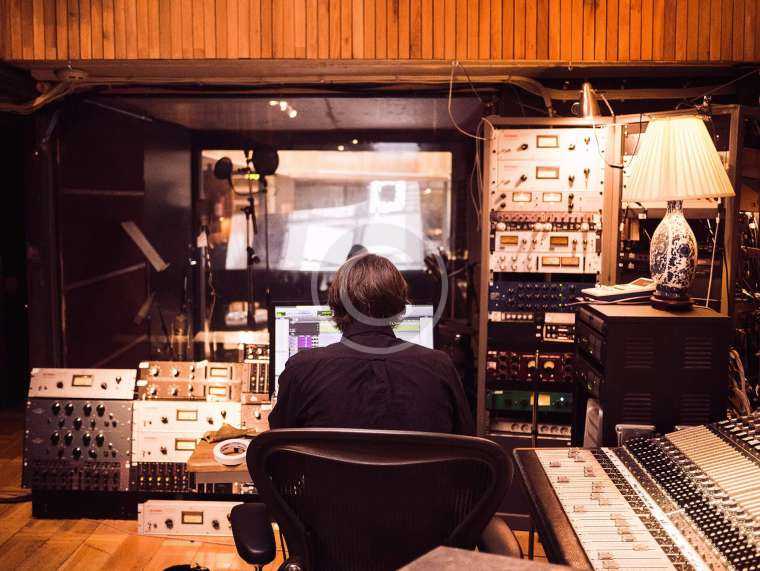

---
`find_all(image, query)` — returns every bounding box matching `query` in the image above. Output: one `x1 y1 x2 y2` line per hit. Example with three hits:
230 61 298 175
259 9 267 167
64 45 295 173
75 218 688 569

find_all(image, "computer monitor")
271 303 435 394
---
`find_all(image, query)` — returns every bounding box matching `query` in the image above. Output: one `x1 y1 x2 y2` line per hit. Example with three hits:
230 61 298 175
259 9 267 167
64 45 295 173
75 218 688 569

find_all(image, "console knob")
170 368 179 377
165 519 173 529
160 446 167 455
170 388 178 397
150 366 159 377
100 382 108 390
161 416 168 424
64 402 74 415
519 143 528 151
115 376 122 384
254 411 262 420
207 417 214 425
73 417 82 430
50 432 60 445
82 432 91 445
568 143 576 150
96 404 105 416
221 410 227 418
95 433 105 447
520 174 528 182
83 403 92 416
51 402 61 415
88 449 97 459
64 432 73 445
72 447 82 459
212 520 220 530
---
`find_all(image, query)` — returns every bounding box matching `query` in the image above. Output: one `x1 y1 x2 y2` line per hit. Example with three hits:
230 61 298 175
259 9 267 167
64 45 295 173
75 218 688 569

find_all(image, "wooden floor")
0 410 544 570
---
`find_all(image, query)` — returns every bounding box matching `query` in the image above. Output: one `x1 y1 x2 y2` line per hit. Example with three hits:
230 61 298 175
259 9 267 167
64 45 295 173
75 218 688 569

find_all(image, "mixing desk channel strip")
626 437 759 570
537 448 699 570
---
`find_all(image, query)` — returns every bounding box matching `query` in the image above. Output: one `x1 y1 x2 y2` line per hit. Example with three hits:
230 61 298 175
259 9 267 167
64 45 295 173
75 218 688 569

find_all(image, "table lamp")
624 115 734 310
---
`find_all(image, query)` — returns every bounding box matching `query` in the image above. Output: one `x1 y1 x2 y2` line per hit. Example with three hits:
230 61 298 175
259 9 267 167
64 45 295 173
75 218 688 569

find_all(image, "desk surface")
512 449 593 570
401 546 568 570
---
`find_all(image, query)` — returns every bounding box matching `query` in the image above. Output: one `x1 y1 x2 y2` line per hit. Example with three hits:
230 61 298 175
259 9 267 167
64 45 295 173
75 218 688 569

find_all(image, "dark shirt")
268 321 474 435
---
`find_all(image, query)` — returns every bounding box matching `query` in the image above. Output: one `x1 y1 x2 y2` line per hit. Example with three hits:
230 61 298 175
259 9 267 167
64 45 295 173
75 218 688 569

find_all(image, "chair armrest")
478 516 523 559
230 502 277 565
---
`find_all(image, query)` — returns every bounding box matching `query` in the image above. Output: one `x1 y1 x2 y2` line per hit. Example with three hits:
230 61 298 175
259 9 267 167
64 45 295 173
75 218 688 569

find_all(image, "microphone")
213 157 255 182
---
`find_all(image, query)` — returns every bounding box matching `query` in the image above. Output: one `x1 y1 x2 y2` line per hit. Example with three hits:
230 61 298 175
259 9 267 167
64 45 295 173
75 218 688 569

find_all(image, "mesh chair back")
248 429 511 571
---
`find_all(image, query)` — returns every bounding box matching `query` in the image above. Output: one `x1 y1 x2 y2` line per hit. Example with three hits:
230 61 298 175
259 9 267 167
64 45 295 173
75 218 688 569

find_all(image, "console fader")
532 413 760 570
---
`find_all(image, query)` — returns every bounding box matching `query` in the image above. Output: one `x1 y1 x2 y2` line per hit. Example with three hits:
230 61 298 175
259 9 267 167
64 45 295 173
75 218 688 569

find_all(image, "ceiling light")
279 100 288 111
352 139 359 145
573 82 601 122
337 145 345 151
288 109 298 118
269 100 278 106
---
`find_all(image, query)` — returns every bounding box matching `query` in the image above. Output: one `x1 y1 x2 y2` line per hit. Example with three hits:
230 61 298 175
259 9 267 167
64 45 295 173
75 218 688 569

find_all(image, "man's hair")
328 253 409 331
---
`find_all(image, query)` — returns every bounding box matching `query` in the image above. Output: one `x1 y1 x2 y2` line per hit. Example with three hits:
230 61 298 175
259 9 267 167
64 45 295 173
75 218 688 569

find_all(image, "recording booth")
1 5 760 570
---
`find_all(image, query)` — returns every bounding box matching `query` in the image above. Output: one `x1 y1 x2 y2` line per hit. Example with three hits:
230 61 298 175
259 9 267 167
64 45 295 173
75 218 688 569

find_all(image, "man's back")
268 321 474 435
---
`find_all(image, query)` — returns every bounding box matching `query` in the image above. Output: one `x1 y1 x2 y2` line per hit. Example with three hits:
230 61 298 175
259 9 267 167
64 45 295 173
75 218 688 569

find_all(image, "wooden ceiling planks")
0 0 757 64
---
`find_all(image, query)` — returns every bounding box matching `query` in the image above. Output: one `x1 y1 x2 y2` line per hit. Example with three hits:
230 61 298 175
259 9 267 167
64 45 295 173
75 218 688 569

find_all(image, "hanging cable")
447 61 489 142
705 212 721 308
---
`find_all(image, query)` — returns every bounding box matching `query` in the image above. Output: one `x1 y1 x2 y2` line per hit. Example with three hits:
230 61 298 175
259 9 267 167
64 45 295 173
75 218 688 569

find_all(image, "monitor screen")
272 304 435 394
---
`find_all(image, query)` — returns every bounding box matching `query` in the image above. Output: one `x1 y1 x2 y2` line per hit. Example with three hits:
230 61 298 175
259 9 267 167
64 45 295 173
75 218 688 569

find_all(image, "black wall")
24 99 192 373
0 113 30 406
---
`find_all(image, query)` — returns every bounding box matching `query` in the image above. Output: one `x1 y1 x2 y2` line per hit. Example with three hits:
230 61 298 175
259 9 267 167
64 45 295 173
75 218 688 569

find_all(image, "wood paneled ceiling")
2 0 758 74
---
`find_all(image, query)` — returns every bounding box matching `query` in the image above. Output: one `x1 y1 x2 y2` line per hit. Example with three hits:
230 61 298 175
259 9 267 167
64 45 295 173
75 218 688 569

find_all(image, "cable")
0 82 76 114
592 126 624 170
564 294 653 307
705 212 720 308
676 67 760 109
447 61 490 142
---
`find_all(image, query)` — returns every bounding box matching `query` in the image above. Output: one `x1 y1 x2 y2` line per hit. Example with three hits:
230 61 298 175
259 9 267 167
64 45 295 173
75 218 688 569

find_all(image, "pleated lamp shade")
624 115 735 203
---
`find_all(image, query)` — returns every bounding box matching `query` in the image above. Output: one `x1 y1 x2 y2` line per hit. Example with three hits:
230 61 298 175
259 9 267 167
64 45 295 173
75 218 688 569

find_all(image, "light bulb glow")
269 100 278 106
279 100 288 111
288 109 298 118
337 145 345 151
352 138 359 145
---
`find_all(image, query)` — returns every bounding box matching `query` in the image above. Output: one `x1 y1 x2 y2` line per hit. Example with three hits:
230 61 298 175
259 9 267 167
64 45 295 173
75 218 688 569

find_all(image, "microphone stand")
261 176 270 309
243 172 260 329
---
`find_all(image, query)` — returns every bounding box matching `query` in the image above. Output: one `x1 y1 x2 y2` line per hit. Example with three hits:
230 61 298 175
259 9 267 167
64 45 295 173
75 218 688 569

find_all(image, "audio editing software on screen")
273 304 434 394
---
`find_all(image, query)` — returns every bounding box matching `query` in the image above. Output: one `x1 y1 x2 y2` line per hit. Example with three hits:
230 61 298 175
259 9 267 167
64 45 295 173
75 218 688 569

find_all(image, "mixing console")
533 412 760 570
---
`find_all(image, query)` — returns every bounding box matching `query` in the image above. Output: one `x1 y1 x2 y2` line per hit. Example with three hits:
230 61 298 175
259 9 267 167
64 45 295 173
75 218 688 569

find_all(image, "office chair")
230 428 521 570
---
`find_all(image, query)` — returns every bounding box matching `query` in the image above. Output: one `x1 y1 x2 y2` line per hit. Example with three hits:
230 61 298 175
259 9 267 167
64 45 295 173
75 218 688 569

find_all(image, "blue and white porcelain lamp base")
649 200 698 311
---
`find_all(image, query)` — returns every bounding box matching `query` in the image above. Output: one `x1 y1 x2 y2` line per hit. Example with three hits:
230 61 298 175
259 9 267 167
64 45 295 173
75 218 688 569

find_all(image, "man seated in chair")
269 253 474 435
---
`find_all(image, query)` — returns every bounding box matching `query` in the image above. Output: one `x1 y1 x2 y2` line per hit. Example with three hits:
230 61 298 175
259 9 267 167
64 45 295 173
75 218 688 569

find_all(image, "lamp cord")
705 213 720 308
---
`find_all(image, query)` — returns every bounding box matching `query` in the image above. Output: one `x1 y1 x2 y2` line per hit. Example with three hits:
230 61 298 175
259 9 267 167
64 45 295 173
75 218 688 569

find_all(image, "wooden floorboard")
0 411 544 569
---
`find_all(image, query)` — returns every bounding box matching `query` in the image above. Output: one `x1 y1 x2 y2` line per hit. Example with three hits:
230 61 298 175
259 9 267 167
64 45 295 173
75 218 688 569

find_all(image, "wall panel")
2 0 757 62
